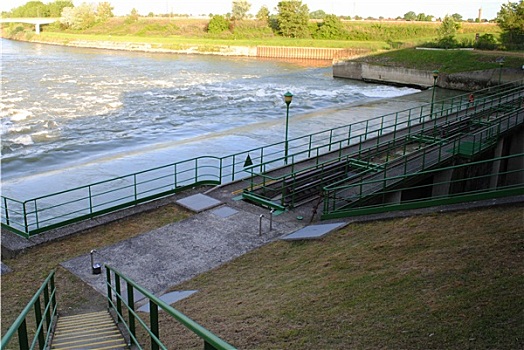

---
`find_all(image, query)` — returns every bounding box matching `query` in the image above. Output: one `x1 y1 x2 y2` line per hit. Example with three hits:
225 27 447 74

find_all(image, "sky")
0 0 508 20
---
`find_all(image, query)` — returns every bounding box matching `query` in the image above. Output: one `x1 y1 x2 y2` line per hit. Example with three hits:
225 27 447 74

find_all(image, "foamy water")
1 39 421 199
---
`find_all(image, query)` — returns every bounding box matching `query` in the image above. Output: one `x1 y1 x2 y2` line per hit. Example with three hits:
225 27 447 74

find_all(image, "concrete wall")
333 61 438 89
333 60 524 91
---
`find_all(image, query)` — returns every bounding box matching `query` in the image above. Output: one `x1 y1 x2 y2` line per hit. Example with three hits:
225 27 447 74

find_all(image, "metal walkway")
242 86 524 213
51 310 127 350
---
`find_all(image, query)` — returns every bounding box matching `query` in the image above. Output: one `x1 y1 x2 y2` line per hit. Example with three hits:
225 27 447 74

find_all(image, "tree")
47 1 74 17
451 13 463 22
97 2 113 21
313 14 347 39
276 0 310 38
256 6 270 24
438 15 461 38
207 14 230 33
60 3 96 29
403 11 416 21
11 1 49 17
232 0 251 20
309 9 326 19
496 0 524 49
437 15 461 48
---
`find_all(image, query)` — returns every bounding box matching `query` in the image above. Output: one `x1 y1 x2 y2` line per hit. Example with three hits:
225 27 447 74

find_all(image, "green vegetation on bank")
3 0 523 50
2 206 522 349
357 49 524 73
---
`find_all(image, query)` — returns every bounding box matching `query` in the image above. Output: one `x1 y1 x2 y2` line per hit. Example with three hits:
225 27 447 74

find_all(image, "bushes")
207 15 230 34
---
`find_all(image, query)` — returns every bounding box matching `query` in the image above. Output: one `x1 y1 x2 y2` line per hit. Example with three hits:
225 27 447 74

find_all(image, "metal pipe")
269 209 274 231
259 214 265 236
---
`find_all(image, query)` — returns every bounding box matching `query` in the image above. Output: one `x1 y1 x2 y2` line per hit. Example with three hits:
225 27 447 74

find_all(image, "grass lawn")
3 204 522 349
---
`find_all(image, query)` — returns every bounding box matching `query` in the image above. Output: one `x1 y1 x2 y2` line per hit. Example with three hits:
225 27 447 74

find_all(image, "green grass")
164 206 523 349
356 48 524 73
2 202 522 349
0 204 191 335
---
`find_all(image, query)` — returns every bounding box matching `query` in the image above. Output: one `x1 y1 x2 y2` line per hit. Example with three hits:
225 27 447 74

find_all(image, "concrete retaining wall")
333 61 437 88
333 60 524 90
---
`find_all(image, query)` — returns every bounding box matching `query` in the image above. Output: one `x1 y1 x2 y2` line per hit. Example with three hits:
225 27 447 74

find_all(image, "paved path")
61 183 316 298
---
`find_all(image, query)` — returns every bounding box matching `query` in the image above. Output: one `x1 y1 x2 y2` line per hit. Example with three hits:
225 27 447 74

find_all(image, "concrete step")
51 310 127 350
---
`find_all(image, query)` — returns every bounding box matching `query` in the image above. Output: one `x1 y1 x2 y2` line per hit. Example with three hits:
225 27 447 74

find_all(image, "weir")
1 82 523 238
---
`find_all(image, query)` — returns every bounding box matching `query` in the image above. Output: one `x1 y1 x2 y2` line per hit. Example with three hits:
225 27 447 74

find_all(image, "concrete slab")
1 262 12 275
137 290 198 313
282 222 346 241
61 208 292 297
211 206 238 218
176 194 222 212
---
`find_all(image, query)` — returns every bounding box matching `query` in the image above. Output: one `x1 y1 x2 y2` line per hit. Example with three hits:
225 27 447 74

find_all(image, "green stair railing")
105 265 236 350
2 82 523 237
1 271 57 350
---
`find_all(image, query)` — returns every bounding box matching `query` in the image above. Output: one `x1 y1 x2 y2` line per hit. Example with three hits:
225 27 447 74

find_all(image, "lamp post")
430 70 439 118
284 91 293 164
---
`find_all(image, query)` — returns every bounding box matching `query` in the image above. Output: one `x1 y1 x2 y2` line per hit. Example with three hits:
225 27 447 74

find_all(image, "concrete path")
61 184 315 298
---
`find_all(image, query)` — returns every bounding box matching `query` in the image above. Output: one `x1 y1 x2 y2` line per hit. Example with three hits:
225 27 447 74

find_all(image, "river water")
1 39 424 200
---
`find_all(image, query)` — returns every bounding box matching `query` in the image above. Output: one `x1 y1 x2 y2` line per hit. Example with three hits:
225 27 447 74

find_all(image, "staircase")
51 310 128 350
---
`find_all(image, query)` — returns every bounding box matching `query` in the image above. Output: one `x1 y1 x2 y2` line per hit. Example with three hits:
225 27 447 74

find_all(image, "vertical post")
3 197 9 225
173 163 177 189
18 319 29 350
88 185 93 215
43 283 51 327
115 274 122 317
133 174 138 203
34 297 45 349
284 92 293 164
150 301 160 350
259 214 265 236
106 268 112 309
127 283 136 347
23 201 29 235
430 70 439 118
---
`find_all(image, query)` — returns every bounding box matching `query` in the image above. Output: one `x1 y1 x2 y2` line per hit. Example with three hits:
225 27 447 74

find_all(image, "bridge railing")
2 82 523 237
322 106 524 218
321 152 524 220
242 87 524 208
0 271 57 350
105 265 236 350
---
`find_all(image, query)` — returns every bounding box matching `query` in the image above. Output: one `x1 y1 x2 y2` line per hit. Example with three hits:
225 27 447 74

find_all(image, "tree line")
3 0 523 50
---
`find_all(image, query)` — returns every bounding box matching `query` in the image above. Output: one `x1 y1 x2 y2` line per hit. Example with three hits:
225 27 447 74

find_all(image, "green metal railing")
322 107 523 216
2 82 523 237
1 271 57 350
322 153 524 220
105 265 236 350
242 89 524 210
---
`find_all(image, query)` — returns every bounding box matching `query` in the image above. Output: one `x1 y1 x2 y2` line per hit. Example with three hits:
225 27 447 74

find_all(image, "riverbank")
2 33 372 61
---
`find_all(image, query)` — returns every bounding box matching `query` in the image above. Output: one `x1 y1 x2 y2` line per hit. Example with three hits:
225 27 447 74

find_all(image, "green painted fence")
2 82 523 237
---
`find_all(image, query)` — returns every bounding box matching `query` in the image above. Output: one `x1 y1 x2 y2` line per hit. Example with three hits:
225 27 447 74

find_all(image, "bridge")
0 17 59 34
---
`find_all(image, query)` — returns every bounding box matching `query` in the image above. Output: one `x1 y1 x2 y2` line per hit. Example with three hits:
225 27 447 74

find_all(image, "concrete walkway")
60 182 318 298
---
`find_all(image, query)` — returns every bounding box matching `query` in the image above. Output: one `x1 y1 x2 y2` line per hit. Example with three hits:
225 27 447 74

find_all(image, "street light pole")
430 70 439 118
284 91 293 164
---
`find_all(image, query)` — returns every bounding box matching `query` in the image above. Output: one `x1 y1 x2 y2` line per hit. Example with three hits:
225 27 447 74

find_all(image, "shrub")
207 15 230 33
474 33 499 50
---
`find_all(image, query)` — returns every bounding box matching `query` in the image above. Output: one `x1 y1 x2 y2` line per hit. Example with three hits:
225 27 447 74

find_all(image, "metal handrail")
2 81 523 236
321 153 524 219
1 271 57 350
105 265 236 350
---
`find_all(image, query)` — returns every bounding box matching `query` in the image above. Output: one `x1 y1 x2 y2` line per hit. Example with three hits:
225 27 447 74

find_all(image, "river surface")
1 39 424 200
